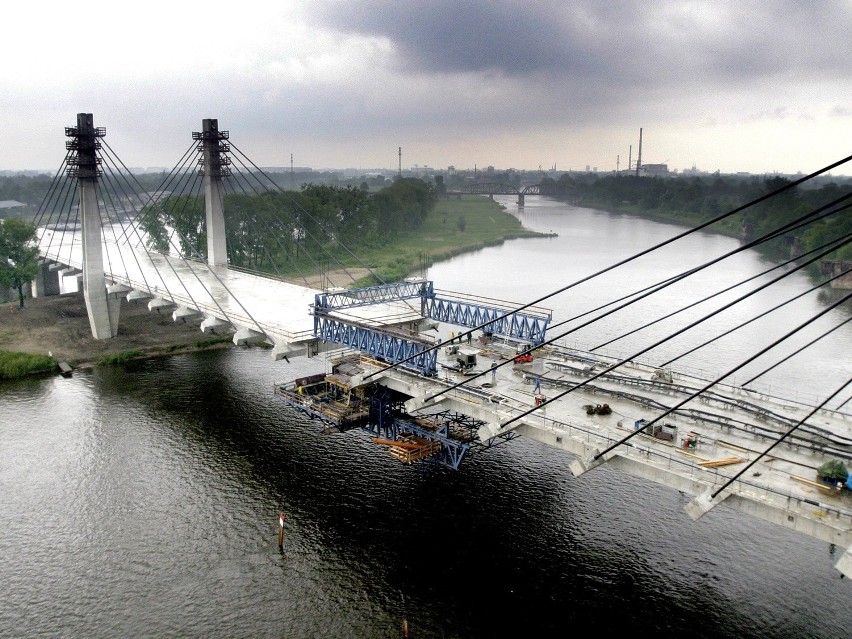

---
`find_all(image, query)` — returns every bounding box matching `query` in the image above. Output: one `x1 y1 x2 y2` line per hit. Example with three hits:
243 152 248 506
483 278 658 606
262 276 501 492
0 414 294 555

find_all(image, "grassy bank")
0 350 56 379
351 195 552 285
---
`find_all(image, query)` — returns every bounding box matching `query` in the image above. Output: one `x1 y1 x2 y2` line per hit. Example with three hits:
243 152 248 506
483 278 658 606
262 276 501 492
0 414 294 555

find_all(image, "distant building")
0 200 26 217
642 163 669 177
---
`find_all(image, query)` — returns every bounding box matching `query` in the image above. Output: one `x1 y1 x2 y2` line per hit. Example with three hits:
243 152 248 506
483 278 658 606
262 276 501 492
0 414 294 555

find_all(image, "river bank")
0 292 232 374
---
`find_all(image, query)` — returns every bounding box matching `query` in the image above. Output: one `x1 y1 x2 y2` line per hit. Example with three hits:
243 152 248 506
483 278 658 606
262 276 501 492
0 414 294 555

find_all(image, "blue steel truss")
315 280 433 312
315 280 551 347
314 314 438 376
424 296 550 346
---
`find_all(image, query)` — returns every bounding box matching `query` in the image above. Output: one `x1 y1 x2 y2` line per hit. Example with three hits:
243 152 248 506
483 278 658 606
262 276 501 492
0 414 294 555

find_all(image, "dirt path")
0 292 231 365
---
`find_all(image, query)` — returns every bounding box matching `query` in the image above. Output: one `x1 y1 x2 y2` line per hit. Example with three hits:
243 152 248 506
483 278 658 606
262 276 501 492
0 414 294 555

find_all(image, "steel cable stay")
50 181 79 263
741 315 852 389
37 163 77 258
362 153 852 380
97 150 181 302
225 141 424 318
709 377 852 500
420 192 852 403
223 152 319 286
96 146 186 305
589 218 852 352
227 144 360 283
546 271 688 333
587 289 852 463
33 153 74 256
546 213 845 344
32 153 72 228
38 177 74 259
659 253 852 369
97 145 245 335
110 140 198 247
227 141 372 287
99 144 215 318
101 142 259 334
425 235 850 423
95 164 138 285
161 165 204 255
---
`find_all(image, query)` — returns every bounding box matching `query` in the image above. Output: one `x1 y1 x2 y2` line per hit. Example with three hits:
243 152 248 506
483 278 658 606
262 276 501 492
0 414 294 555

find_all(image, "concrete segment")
835 545 852 579
684 488 727 521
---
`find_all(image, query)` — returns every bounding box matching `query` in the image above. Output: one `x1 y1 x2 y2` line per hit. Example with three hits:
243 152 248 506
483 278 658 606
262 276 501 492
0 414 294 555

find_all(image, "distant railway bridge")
447 182 542 205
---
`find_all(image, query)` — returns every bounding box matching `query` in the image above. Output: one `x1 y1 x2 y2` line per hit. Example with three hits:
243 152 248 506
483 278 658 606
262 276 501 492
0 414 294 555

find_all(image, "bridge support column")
198 119 229 267
517 193 524 206
70 113 121 339
31 261 61 297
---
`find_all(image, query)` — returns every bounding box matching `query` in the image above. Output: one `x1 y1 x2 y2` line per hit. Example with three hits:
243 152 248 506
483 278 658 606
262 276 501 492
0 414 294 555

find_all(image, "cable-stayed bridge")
29 113 852 577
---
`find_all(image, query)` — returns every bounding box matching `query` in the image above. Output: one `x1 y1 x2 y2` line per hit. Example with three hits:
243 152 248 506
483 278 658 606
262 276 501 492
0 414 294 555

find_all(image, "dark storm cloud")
307 0 852 88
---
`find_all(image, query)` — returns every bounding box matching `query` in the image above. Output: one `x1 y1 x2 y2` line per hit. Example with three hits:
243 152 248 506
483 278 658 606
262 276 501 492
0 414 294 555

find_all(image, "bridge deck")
38 231 423 344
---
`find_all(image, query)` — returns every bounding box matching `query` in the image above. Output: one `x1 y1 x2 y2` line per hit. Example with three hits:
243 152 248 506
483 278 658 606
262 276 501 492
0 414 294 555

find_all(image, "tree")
0 219 39 308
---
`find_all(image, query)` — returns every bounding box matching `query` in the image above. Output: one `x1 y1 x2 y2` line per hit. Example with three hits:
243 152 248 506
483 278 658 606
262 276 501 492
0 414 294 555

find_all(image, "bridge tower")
66 113 121 338
193 119 231 266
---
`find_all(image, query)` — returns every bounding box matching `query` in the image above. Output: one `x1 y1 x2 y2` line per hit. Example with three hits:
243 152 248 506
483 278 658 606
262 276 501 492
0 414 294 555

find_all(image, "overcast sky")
2 0 851 176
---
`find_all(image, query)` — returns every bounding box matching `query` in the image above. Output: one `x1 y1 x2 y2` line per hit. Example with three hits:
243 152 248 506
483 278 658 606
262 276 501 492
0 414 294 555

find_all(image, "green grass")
256 195 550 287
0 350 56 379
350 195 549 286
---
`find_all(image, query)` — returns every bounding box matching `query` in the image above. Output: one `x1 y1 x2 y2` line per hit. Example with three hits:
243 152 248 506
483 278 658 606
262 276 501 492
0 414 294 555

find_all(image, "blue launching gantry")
313 278 551 355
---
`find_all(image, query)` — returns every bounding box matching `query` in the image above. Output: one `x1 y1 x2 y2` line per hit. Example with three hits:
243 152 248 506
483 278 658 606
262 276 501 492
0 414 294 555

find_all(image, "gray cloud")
307 0 852 88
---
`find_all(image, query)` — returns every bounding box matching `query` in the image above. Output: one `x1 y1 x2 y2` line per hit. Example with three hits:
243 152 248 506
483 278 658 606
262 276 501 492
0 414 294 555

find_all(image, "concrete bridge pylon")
68 113 121 339
195 118 230 267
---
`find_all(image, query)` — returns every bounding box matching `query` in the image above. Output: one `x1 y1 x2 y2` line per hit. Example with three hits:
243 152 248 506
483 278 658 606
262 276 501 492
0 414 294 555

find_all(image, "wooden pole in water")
277 512 286 546
402 619 410 638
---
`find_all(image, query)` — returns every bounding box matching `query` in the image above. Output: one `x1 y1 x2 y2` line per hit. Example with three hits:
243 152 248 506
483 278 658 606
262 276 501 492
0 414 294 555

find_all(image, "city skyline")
2 1 851 177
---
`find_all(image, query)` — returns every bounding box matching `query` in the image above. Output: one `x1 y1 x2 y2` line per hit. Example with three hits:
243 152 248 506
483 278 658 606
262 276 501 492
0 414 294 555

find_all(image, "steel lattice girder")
425 296 550 345
314 315 437 376
315 280 434 312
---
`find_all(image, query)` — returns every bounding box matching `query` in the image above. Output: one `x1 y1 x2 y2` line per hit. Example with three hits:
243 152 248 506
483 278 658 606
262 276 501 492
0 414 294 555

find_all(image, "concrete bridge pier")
72 113 121 338
31 261 61 297
517 193 524 206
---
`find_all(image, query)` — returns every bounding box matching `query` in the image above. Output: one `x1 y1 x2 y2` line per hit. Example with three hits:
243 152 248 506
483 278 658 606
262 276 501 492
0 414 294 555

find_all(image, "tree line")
538 173 852 263
140 178 436 276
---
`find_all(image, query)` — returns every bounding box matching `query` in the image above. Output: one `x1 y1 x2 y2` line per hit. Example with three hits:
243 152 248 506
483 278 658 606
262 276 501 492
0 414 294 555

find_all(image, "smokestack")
636 128 643 177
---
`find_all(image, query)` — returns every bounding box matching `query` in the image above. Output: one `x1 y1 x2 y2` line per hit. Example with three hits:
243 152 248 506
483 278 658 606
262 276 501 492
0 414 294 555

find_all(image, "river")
1 196 850 638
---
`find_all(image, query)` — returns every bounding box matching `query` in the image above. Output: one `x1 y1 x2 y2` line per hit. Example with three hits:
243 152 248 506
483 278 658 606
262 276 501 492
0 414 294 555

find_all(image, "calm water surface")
2 197 850 638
